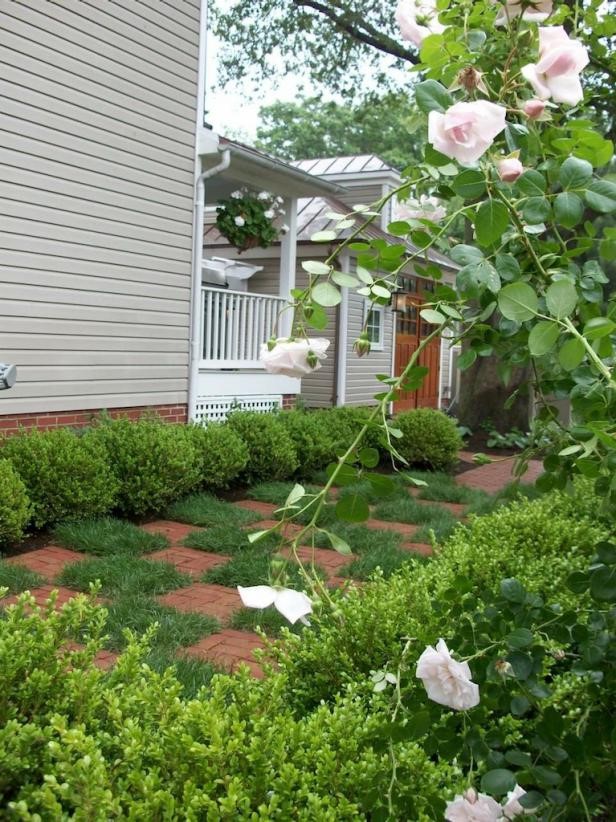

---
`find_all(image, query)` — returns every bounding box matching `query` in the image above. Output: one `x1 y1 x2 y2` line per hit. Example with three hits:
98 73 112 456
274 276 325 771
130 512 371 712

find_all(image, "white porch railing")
200 286 287 368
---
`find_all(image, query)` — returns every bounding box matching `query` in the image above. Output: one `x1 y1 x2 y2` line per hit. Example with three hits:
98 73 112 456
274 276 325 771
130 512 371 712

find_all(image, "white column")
279 197 297 337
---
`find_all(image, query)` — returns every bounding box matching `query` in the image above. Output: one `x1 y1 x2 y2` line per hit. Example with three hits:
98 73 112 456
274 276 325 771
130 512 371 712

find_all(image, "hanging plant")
215 188 289 253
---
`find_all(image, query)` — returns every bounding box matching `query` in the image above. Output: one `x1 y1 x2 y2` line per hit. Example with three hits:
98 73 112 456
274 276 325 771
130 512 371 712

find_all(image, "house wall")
0 0 202 417
294 268 338 407
344 288 395 407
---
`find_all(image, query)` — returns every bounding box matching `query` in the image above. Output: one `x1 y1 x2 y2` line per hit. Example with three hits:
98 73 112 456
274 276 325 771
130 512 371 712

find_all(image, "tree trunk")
457 348 531 432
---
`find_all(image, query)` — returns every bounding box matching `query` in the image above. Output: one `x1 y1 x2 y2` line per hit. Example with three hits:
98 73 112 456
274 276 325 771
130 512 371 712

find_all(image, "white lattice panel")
194 394 283 423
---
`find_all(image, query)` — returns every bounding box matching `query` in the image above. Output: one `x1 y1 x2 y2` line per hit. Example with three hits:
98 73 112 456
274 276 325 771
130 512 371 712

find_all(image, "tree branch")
291 0 419 64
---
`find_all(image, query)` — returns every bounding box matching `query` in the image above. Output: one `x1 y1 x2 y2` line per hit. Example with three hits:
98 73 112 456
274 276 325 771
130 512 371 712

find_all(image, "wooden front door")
393 289 441 412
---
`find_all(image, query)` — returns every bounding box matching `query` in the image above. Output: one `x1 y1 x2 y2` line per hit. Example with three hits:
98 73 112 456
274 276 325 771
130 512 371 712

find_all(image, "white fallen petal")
237 585 277 610
274 589 313 625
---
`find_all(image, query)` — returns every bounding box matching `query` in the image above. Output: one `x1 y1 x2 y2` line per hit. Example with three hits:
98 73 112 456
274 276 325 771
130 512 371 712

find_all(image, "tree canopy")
255 93 421 169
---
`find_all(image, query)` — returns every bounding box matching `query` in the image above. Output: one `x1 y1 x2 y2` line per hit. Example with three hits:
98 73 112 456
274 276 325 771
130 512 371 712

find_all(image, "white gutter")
187 149 231 422
335 249 350 406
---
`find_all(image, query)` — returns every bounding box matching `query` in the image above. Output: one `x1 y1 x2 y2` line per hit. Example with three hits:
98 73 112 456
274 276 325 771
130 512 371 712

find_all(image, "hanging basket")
237 234 263 254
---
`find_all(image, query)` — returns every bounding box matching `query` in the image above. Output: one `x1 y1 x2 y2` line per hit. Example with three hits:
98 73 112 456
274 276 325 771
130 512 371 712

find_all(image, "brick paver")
406 493 467 517
282 545 356 574
234 499 277 516
364 518 420 537
140 520 200 544
158 583 241 622
5 546 84 580
457 458 543 492
147 546 229 576
3 585 88 609
183 629 266 678
244 519 304 538
400 541 434 557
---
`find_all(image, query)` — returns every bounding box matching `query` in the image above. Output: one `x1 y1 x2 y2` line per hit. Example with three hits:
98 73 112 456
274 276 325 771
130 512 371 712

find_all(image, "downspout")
187 149 231 422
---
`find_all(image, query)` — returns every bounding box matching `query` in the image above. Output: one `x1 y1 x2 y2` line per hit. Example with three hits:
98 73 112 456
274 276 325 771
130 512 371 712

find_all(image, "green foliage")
255 93 420 169
166 493 261 528
203 548 323 589
1 429 118 529
374 495 458 529
342 545 424 581
53 518 168 557
231 606 305 636
0 561 43 594
395 409 462 471
185 422 249 489
248 480 323 506
88 417 201 517
57 556 191 598
182 524 261 554
226 411 299 483
0 459 30 545
0 591 453 818
215 188 284 251
278 410 338 477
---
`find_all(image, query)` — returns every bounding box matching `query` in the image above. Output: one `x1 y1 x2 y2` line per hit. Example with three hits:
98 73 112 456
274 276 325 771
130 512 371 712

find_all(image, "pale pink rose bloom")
395 0 444 47
428 101 507 165
416 638 480 710
238 585 312 625
498 158 524 183
502 784 537 818
260 338 329 378
446 789 503 821
521 26 589 105
523 98 546 118
494 0 552 27
396 195 447 223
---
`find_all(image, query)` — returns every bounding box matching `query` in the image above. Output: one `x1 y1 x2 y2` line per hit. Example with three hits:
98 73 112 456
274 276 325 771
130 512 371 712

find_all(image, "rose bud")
523 98 546 119
498 157 524 183
353 333 372 358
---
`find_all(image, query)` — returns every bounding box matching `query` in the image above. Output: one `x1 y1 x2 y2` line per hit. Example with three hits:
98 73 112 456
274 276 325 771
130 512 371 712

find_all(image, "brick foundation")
281 394 297 410
0 403 188 436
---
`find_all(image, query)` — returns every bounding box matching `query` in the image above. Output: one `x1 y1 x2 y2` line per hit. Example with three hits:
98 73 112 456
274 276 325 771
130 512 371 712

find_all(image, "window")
364 302 385 350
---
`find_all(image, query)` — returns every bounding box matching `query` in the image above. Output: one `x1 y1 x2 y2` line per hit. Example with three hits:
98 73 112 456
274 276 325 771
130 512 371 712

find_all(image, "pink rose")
395 0 444 47
445 788 503 822
521 26 589 105
523 98 546 119
502 784 538 819
498 157 524 182
494 0 552 27
260 337 329 378
428 101 507 165
416 638 480 710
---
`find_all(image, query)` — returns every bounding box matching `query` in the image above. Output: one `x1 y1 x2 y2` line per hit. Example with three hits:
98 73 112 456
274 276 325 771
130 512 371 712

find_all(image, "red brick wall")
281 394 297 410
0 404 188 436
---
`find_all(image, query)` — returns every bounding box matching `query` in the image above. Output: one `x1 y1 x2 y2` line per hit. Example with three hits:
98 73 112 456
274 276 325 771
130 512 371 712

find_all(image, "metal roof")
292 155 396 176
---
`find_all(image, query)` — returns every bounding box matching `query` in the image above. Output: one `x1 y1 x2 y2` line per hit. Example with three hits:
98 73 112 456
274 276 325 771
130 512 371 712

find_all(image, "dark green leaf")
450 244 484 266
546 280 577 319
480 769 516 796
528 321 559 356
506 628 534 648
358 447 380 468
589 565 616 601
585 180 616 213
415 80 453 114
452 169 486 199
476 200 509 246
558 337 585 370
498 283 538 322
523 196 551 224
554 192 584 228
559 156 593 190
515 170 546 197
335 493 370 523
501 578 526 602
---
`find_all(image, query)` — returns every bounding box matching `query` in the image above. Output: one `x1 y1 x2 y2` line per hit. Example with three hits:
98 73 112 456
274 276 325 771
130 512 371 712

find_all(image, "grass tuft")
247 481 322 506
312 522 403 553
54 518 169 557
342 545 426 581
102 594 219 652
373 495 458 528
57 556 191 598
183 525 283 555
0 560 44 594
144 650 218 699
166 493 262 528
230 606 304 637
203 549 323 588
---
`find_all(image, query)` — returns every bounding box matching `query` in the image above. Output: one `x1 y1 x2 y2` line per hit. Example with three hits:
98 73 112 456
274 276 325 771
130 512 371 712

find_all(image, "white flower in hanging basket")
260 338 330 378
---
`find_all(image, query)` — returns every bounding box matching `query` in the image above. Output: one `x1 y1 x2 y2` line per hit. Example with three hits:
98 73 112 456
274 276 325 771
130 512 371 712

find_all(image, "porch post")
278 197 297 337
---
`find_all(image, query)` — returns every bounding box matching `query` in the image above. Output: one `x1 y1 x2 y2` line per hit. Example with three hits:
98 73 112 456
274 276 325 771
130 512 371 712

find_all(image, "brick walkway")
2 455 532 678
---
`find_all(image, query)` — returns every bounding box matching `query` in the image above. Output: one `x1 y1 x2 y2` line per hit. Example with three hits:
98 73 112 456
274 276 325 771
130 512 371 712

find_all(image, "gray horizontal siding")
294 272 337 408
344 288 394 406
0 0 200 415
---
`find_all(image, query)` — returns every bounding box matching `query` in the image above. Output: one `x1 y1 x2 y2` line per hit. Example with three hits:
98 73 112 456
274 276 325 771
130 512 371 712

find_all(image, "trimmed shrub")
185 422 248 489
395 408 462 471
0 459 31 545
1 429 118 529
226 411 298 483
0 593 453 819
87 417 201 516
278 410 335 477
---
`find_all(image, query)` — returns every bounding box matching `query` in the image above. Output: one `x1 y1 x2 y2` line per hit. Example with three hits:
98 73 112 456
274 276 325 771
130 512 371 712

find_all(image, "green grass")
342 545 426 581
465 481 541 516
166 493 262 528
54 518 169 557
0 560 44 594
230 606 304 637
413 518 461 545
144 650 218 699
247 481 322 506
337 479 407 506
373 495 459 528
203 549 323 588
102 594 218 652
312 522 403 553
183 525 283 555
57 556 192 598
